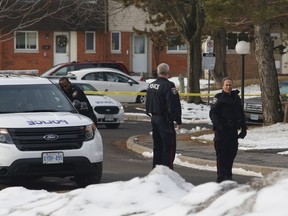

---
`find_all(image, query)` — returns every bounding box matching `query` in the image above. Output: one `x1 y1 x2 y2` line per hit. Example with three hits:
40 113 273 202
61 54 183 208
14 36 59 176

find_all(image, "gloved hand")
238 130 247 139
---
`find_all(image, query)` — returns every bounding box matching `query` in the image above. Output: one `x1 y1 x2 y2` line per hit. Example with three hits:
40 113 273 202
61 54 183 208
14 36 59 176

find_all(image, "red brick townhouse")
109 2 288 80
0 0 286 80
0 1 109 75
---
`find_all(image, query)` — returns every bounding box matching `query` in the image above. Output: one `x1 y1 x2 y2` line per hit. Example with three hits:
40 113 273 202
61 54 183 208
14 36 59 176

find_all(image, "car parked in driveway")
68 68 149 104
41 61 144 81
244 81 288 124
70 80 125 129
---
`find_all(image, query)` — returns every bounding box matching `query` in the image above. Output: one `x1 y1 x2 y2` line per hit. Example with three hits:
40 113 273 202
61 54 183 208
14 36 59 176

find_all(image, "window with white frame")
111 32 121 53
167 35 187 53
85 31 95 52
227 32 249 51
15 31 38 51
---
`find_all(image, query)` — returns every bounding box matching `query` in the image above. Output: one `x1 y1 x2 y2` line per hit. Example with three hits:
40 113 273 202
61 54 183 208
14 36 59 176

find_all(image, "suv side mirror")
73 100 88 112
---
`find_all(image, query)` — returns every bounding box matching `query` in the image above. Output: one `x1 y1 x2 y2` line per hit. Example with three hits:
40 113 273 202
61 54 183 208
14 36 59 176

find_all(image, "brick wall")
151 45 259 80
0 32 54 73
104 32 131 71
151 47 188 77
76 32 104 62
0 30 260 80
226 53 259 80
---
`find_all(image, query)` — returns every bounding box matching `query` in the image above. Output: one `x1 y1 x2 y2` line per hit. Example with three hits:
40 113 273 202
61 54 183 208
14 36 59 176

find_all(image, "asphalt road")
0 119 254 191
98 120 254 186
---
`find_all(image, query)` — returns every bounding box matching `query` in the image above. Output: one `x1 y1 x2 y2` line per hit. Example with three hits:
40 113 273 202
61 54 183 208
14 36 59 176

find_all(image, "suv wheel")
75 162 102 187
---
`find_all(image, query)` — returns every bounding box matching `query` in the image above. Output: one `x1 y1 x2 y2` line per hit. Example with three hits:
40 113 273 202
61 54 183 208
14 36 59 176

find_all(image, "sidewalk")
125 114 288 176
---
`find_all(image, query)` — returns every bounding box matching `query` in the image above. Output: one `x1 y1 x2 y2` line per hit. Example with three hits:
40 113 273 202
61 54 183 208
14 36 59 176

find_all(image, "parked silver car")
244 81 288 124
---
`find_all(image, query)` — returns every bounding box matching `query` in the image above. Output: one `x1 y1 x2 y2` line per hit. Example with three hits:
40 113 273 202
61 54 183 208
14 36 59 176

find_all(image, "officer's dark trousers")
151 115 176 170
214 127 238 182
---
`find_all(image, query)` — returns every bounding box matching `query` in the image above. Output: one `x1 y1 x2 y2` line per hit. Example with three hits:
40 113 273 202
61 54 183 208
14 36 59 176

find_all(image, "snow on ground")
1 166 288 216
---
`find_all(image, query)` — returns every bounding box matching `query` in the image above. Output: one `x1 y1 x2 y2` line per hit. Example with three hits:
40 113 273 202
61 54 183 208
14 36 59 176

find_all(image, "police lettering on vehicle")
149 83 160 90
95 101 113 104
27 120 69 126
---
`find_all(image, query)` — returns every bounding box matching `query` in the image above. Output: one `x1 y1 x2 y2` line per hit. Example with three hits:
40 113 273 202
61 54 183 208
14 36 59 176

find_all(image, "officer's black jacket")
210 89 247 131
65 84 97 124
145 77 182 125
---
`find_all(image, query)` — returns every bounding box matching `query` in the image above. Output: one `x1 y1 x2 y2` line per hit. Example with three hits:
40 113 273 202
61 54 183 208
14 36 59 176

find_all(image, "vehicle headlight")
0 129 14 144
119 105 124 111
84 124 96 141
117 102 124 111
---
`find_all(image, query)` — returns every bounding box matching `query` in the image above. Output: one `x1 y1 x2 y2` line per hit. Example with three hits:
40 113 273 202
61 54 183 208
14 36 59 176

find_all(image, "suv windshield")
0 84 76 113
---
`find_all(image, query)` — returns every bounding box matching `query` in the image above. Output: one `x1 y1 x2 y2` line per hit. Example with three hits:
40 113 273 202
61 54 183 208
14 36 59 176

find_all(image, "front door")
132 34 147 74
54 32 69 65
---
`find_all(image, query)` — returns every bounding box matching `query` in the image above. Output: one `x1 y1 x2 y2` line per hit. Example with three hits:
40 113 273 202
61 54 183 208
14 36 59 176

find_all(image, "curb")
126 135 288 176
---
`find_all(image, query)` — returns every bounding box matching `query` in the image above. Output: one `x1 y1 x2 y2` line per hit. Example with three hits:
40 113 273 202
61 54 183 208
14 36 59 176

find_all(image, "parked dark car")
244 81 288 124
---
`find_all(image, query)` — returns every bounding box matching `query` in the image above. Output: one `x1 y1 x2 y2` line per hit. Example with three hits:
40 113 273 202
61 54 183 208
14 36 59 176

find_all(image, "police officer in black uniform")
146 63 182 170
59 77 97 125
209 77 247 183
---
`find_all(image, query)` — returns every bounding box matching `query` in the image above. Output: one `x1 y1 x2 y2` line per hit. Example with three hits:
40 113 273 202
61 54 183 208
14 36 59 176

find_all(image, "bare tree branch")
0 0 76 40
0 0 108 41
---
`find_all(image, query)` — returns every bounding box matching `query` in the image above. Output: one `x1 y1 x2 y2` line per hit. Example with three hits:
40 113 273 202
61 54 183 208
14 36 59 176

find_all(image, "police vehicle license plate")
42 152 64 164
250 114 259 120
105 115 114 122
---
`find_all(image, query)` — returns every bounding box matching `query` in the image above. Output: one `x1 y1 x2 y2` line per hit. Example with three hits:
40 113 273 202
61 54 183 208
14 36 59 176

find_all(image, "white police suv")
0 73 103 187
70 80 125 129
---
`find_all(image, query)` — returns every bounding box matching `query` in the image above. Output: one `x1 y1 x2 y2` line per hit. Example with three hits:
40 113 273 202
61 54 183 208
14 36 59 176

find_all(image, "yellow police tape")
84 90 264 97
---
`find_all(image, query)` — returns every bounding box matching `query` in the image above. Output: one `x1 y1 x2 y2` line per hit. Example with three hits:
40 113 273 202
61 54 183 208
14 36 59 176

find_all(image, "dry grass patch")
177 129 214 146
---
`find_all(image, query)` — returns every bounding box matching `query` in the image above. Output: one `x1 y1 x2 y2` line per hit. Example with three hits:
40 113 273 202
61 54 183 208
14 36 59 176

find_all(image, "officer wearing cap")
145 63 182 170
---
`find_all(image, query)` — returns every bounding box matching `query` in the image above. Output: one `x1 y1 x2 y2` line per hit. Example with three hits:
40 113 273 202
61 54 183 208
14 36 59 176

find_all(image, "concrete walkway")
125 113 288 176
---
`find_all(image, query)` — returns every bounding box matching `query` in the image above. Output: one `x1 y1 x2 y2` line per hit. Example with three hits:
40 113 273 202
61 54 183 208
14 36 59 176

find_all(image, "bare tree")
118 0 205 104
0 0 107 40
0 0 68 40
203 0 287 125
51 0 108 31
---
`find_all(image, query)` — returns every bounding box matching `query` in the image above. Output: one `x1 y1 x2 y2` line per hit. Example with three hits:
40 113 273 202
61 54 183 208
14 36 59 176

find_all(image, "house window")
85 31 95 52
111 32 121 53
227 32 249 51
167 35 187 53
15 31 38 51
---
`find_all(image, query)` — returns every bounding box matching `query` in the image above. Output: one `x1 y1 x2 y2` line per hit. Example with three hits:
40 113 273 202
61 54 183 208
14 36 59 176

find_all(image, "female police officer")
209 77 247 182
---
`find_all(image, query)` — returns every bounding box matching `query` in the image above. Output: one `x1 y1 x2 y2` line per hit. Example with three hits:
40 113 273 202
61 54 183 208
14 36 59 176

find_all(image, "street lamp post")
273 44 287 74
235 41 250 108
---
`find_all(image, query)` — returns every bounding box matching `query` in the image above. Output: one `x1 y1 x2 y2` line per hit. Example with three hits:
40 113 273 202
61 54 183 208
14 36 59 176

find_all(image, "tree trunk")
254 23 283 125
186 2 203 104
187 30 202 104
211 28 227 88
